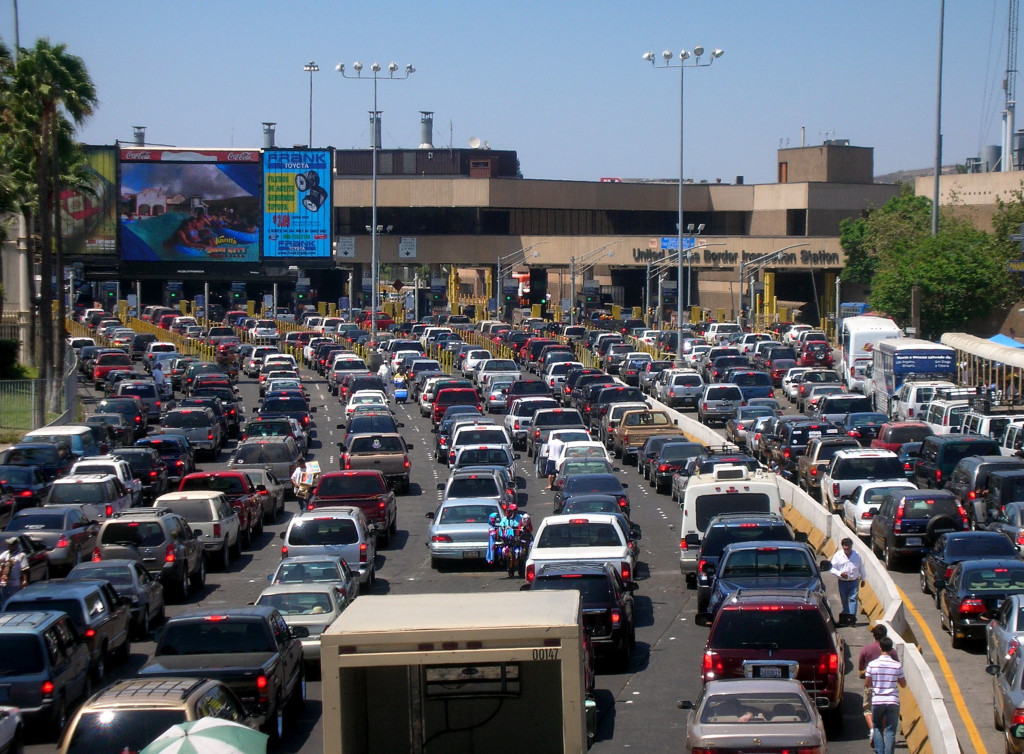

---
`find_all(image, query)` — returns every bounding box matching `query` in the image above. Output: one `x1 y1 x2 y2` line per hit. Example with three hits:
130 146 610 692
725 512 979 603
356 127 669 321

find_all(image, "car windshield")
531 574 614 602
439 504 499 524
158 619 275 655
67 565 133 587
316 475 385 496
447 477 500 498
257 592 333 615
699 692 811 724
0 634 44 675
288 518 358 546
537 522 622 548
274 561 341 584
100 521 165 547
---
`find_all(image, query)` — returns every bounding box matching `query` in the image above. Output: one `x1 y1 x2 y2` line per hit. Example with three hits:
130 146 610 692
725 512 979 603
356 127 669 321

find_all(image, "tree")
839 184 932 286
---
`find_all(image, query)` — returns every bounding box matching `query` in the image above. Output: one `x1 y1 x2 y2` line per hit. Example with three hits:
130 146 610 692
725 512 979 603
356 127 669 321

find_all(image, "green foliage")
838 216 872 284
992 185 1024 254
840 184 933 286
0 340 29 379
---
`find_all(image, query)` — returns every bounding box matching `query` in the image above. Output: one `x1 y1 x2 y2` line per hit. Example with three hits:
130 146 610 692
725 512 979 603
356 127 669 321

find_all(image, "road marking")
897 584 986 754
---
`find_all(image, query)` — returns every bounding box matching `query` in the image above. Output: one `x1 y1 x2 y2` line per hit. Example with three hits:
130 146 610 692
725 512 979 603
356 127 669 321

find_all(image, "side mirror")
290 626 310 639
436 483 445 491
623 581 639 592
397 422 405 428
794 531 808 543
407 443 414 451
193 529 204 538
519 583 531 591
819 560 832 572
424 511 435 519
684 533 701 548
621 483 629 489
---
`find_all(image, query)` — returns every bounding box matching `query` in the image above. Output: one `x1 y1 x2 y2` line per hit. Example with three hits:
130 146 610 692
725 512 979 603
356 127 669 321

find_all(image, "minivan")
24 426 100 460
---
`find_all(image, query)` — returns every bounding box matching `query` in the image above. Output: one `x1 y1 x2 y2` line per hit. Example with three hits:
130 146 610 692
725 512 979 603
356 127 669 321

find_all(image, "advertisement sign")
63 145 118 256
262 149 332 259
893 353 955 373
119 148 261 265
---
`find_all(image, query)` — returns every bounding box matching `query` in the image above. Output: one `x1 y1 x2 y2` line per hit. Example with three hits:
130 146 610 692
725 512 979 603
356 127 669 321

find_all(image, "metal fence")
0 346 78 432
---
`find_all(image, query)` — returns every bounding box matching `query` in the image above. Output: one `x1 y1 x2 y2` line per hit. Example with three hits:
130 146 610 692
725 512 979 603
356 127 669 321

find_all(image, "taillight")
281 545 288 557
55 536 68 549
702 650 723 679
92 548 102 562
208 431 214 441
534 429 540 440
165 543 176 563
957 504 969 527
149 470 158 478
359 542 368 564
848 430 861 438
105 504 113 518
526 563 536 582
84 628 96 639
41 680 54 696
817 652 839 675
894 504 905 533
513 420 520 431
783 447 791 460
621 562 631 581
1012 708 1024 727
610 609 622 625
960 597 987 615
658 464 669 473
256 674 269 702
431 535 453 543
214 523 222 538
403 456 410 469
832 483 840 497
343 454 351 470
810 467 818 477
936 469 942 483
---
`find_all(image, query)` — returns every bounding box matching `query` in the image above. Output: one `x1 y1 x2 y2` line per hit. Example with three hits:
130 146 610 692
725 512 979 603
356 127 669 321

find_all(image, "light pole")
303 61 319 147
337 60 415 343
736 242 811 326
647 241 724 362
570 241 620 327
495 243 545 318
644 46 723 360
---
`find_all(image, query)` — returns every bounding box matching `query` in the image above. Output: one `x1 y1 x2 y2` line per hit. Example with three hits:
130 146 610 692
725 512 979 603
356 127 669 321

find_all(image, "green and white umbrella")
141 717 268 754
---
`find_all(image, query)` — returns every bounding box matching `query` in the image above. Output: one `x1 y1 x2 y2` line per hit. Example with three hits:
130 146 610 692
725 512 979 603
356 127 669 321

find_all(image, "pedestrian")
831 537 863 626
545 433 567 490
865 636 906 754
152 361 166 388
290 458 308 507
858 624 898 741
0 537 28 606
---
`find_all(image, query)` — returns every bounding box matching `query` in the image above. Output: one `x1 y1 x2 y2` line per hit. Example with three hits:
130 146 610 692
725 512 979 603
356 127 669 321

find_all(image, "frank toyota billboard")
262 149 332 258
119 148 261 265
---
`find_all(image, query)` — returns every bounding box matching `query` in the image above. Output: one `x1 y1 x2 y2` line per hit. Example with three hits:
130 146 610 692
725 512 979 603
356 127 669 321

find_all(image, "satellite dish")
468 136 481 149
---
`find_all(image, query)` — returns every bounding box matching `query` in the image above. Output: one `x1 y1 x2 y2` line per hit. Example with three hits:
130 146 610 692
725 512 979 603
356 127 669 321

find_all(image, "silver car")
678 678 825 753
696 383 744 426
485 380 514 413
424 498 502 568
988 593 1024 667
988 636 1024 752
279 507 377 586
269 554 360 606
241 467 288 521
255 583 348 665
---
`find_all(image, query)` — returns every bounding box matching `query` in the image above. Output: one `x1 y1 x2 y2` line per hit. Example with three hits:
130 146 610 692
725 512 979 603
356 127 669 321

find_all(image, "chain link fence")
0 346 78 432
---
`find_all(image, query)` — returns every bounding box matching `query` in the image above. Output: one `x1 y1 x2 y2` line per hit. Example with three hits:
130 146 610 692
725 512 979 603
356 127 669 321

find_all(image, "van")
891 380 958 421
678 465 785 580
914 434 1002 489
946 454 1024 526
24 425 101 459
999 421 1024 457
921 387 978 435
960 410 1024 441
704 322 743 345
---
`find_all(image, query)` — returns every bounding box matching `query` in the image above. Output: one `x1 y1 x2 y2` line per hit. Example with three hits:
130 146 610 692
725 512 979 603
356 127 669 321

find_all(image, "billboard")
62 145 118 256
118 148 261 264
262 149 332 259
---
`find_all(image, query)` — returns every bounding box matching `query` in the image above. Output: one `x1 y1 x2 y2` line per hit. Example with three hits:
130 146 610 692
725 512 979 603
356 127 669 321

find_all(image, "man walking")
859 624 898 741
831 537 864 626
0 538 27 606
865 636 906 754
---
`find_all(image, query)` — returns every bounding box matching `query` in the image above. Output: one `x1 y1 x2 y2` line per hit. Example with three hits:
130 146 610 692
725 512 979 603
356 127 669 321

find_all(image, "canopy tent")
989 333 1024 349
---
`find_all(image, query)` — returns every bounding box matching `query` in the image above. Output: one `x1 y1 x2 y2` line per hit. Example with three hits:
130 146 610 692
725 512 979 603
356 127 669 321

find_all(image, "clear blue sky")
1 0 1016 184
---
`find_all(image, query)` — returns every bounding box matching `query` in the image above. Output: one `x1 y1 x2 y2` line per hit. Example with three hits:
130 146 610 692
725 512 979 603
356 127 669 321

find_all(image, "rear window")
562 475 624 495
901 495 960 517
531 574 614 602
163 411 211 428
158 619 275 655
119 384 156 398
100 521 165 547
821 396 873 413
316 474 385 496
454 429 508 446
720 547 813 578
6 447 57 465
731 372 771 387
942 441 1000 465
7 597 84 627
349 436 405 453
962 565 1024 591
163 500 217 523
439 504 499 524
457 448 512 466
49 482 107 504
694 493 772 531
789 426 840 445
700 524 793 557
0 634 44 674
887 425 933 444
709 609 832 650
803 371 841 383
672 374 703 387
180 476 244 495
706 387 743 401
9 512 66 531
288 518 359 546
97 353 131 366
659 443 705 462
536 412 586 428
947 536 1017 559
234 443 294 463
536 523 624 548
833 456 904 480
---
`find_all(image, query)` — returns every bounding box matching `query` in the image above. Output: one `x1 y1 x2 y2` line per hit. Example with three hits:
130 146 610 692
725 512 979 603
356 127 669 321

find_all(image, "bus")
839 315 903 393
838 302 870 329
869 338 957 416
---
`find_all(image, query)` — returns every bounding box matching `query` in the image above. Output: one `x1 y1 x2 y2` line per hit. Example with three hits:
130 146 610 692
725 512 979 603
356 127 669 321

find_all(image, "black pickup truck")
140 605 307 740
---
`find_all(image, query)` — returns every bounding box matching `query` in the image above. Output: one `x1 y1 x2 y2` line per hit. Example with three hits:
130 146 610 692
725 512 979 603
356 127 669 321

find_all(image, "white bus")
868 338 957 416
839 315 902 393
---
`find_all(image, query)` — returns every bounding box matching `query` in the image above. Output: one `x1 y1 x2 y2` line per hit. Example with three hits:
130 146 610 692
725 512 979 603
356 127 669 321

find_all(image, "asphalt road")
28 356 915 753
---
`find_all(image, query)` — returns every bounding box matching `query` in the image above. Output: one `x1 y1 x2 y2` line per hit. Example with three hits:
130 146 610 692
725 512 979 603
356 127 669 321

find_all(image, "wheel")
920 568 931 595
137 608 151 640
951 623 963 650
114 635 131 662
995 700 1005 731
649 475 655 488
179 566 190 600
287 669 306 716
389 515 397 536
230 534 242 559
220 543 230 572
882 541 894 569
254 514 265 537
871 536 882 558
613 637 631 673
51 694 67 730
190 557 206 589
157 600 166 625
263 698 285 741
92 645 107 682
241 523 252 548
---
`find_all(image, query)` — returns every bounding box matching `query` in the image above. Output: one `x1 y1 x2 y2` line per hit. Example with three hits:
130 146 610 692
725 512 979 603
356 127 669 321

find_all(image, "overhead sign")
398 237 417 259
430 277 446 293
502 277 518 293
263 149 332 259
336 237 355 258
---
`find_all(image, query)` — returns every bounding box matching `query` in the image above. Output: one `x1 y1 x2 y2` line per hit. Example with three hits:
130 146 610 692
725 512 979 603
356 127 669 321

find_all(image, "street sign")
1008 259 1024 273
660 237 679 251
430 277 446 293
392 279 404 291
502 277 518 293
336 237 355 258
398 237 417 258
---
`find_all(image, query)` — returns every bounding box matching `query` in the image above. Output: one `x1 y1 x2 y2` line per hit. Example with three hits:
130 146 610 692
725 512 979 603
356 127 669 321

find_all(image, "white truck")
320 591 594 753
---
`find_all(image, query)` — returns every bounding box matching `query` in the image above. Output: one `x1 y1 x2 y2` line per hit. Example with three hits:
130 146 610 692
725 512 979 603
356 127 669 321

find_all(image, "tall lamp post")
303 61 319 147
495 243 545 317
337 60 415 343
570 241 620 326
643 46 723 362
736 242 811 326
647 241 725 362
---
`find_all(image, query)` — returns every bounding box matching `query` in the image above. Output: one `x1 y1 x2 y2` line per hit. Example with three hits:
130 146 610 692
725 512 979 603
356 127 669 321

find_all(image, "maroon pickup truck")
178 471 264 547
308 470 397 545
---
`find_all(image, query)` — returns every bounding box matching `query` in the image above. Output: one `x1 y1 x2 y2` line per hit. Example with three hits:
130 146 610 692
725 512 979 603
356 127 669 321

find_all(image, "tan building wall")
914 171 1024 231
778 145 874 184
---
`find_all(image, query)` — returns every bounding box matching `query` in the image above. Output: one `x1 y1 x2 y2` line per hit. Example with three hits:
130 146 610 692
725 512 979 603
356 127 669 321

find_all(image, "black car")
525 561 636 671
650 442 706 495
110 447 169 502
554 473 630 516
0 442 74 482
258 395 312 435
0 464 52 508
691 512 797 611
96 397 147 439
84 413 133 448
919 530 1019 601
869 489 968 568
939 559 1024 648
637 434 689 479
837 412 889 447
134 435 196 483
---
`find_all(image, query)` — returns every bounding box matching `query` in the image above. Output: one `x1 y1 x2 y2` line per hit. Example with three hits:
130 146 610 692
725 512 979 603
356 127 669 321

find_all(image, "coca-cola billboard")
118 147 261 265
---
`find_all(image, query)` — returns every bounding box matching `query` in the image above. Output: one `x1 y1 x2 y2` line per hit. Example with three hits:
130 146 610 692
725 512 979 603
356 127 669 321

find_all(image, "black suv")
691 513 797 610
914 434 1002 489
525 561 637 671
944 454 1024 528
110 447 169 502
869 488 968 568
192 387 243 439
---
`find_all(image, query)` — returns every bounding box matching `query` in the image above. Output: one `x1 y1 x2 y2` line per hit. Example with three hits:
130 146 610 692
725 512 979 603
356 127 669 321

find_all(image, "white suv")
69 456 143 507
820 448 907 514
154 491 241 571
279 506 377 586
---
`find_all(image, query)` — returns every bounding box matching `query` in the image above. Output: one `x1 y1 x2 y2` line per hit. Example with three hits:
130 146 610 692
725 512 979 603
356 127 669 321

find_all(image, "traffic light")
168 290 181 303
231 290 244 302
503 292 515 304
431 291 448 306
662 294 676 305
296 290 307 303
104 288 116 302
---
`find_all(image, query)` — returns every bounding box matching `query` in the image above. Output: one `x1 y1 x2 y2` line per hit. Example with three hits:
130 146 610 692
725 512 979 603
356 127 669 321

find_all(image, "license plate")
809 430 821 438
463 551 481 559
757 666 782 678
905 537 922 546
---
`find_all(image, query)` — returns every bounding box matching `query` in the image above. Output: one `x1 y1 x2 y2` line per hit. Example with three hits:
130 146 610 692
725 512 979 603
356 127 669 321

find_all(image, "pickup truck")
610 409 678 463
795 436 861 500
139 605 307 740
308 470 398 544
178 471 264 547
341 433 413 494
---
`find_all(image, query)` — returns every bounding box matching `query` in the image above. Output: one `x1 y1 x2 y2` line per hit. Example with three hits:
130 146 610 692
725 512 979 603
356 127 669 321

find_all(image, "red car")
307 470 397 542
92 351 133 388
432 387 482 425
797 341 834 368
870 421 934 452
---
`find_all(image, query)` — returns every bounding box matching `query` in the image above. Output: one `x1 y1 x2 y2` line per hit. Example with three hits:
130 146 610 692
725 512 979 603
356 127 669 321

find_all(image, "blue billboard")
263 149 332 259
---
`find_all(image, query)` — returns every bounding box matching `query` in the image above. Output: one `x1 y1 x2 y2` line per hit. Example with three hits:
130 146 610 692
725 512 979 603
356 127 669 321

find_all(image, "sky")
0 1 1017 185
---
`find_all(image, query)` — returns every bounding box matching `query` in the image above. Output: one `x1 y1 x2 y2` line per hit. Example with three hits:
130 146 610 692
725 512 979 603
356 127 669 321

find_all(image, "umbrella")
140 717 268 754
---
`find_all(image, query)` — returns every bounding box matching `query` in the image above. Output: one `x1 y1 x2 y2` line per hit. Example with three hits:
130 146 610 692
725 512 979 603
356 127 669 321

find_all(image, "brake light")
936 469 942 483
832 483 840 497
810 467 818 477
621 562 631 581
894 503 905 533
960 597 987 615
783 447 791 460
431 535 454 543
513 421 520 431
208 431 214 441
105 504 113 518
702 650 723 679
149 470 158 478
281 545 288 557
526 563 535 582
91 548 102 562
41 681 54 696
1012 708 1024 727
957 504 969 527
969 490 976 500
136 415 142 423
359 542 368 564
343 454 350 470
165 543 176 563
84 628 96 639
213 523 222 538
817 652 839 675
404 456 410 470
848 430 861 438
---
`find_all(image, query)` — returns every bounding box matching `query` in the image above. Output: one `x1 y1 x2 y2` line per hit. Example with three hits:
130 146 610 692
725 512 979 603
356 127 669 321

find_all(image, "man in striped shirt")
865 636 906 754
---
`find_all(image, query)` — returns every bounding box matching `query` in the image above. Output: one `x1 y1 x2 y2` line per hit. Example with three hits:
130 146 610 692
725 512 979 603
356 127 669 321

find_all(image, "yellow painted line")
896 584 985 754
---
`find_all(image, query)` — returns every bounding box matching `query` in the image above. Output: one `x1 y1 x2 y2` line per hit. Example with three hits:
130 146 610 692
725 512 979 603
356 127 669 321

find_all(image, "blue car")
724 369 775 401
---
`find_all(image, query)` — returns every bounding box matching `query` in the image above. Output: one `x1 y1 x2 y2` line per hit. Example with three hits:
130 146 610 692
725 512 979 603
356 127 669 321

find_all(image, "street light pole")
569 241 620 327
337 60 415 343
303 61 319 147
495 243 545 319
644 46 723 365
736 242 811 326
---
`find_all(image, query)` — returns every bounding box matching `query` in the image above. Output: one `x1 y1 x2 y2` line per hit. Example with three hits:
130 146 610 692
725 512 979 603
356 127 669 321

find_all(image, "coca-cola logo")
124 151 151 160
227 152 254 161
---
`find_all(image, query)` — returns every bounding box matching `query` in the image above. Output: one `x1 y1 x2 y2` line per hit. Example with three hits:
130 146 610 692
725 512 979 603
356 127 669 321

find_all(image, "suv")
59 677 253 754
914 434 1002 490
869 489 968 568
110 447 169 502
154 491 241 572
696 383 744 426
820 448 905 513
945 455 1024 528
526 562 637 671
691 513 796 611
68 456 143 507
93 508 206 599
701 589 844 720
528 407 588 458
161 407 224 460
0 611 91 729
45 474 133 521
280 506 377 586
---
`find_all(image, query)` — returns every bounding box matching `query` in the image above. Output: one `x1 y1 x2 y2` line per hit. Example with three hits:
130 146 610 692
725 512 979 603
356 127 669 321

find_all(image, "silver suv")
696 383 744 426
154 491 241 572
279 506 377 586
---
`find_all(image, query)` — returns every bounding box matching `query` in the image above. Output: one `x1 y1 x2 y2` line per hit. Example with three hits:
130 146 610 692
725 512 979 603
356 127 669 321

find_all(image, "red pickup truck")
178 471 264 547
308 470 398 545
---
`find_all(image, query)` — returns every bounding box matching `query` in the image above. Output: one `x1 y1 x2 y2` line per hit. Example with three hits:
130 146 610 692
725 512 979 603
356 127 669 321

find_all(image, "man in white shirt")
865 636 906 754
290 458 308 507
545 435 567 490
0 538 28 606
831 537 864 627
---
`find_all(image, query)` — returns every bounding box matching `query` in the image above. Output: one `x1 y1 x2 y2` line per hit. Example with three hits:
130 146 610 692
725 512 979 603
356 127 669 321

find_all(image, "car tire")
220 543 230 572
995 702 1005 731
190 557 206 589
92 644 107 682
882 541 894 569
114 635 131 662
138 609 151 640
263 697 285 741
920 568 930 595
230 535 242 559
179 566 190 600
51 694 67 731
287 669 306 717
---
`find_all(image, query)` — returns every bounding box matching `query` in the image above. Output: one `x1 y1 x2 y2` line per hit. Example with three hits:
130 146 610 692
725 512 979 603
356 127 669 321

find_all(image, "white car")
461 350 493 380
264 353 297 370
391 349 423 373
639 330 660 346
346 390 390 418
69 456 144 507
249 319 280 343
821 448 906 513
782 367 814 402
303 337 335 365
525 513 636 583
842 480 919 538
784 324 813 343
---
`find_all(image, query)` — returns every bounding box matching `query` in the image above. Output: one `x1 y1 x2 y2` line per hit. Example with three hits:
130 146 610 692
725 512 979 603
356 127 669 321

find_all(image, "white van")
960 410 1024 442
922 392 977 436
998 421 1024 457
704 322 744 345
891 380 958 422
678 465 785 580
